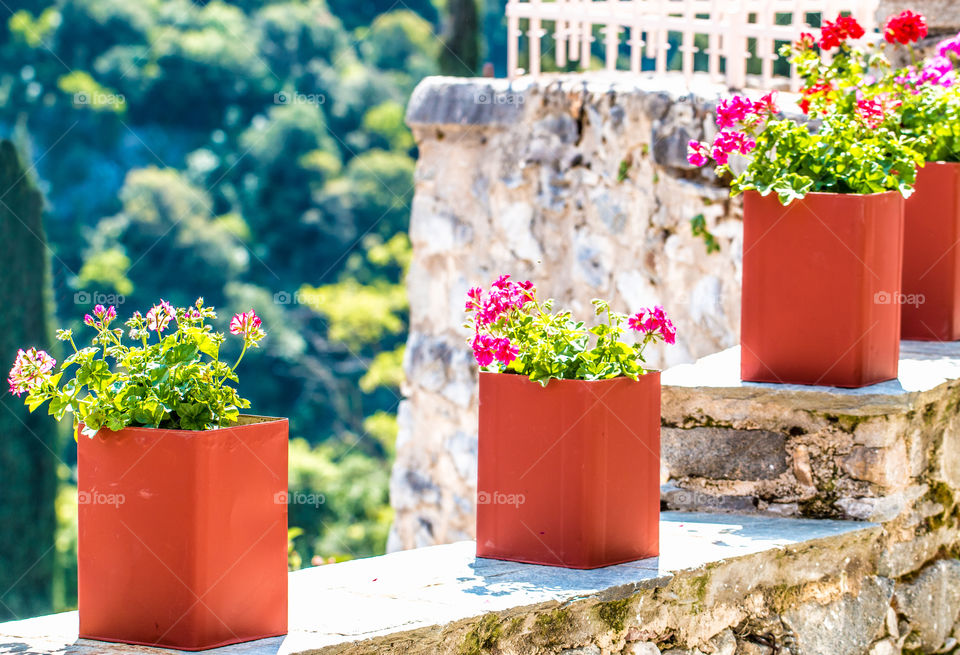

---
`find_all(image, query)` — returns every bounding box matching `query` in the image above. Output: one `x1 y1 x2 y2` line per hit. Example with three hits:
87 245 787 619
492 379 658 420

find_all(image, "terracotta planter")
741 190 904 388
902 162 960 341
476 371 660 569
77 416 288 651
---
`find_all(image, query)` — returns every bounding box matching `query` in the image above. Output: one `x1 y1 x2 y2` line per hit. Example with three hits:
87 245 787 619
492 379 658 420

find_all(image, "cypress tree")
0 139 57 620
439 0 481 76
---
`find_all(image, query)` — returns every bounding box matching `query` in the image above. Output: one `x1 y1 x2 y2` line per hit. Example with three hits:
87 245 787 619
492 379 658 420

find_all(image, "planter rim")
923 160 960 166
479 370 660 382
78 414 287 437
744 189 904 200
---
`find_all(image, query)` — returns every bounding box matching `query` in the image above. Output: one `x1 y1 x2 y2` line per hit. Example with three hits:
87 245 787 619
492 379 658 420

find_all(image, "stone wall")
390 74 745 551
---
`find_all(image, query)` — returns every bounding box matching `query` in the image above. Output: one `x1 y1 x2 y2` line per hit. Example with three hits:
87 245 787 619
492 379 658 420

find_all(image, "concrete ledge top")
0 513 875 655
661 343 960 415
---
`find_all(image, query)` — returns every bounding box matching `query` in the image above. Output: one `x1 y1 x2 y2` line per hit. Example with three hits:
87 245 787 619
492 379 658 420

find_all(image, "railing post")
556 0 568 68
724 1 747 89
529 0 542 76
507 7 520 79
581 5 592 69
604 22 620 71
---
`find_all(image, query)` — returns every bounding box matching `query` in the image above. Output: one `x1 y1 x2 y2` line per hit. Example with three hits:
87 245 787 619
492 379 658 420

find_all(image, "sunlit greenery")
0 0 485 617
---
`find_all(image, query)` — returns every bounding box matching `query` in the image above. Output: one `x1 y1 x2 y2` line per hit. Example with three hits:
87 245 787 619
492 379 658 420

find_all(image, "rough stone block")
894 559 960 652
782 576 893 655
662 427 787 480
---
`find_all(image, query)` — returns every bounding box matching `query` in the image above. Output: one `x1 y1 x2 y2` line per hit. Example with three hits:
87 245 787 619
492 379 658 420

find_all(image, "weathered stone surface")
783 576 894 655
707 629 737 655
734 642 773 655
841 443 909 487
662 428 787 481
835 485 927 523
626 643 663 655
868 639 898 655
894 559 960 652
560 647 601 655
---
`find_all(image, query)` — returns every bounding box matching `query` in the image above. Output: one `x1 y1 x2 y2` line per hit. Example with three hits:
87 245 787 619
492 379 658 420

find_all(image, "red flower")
819 14 865 50
798 81 833 115
885 10 927 45
757 91 779 115
795 32 816 50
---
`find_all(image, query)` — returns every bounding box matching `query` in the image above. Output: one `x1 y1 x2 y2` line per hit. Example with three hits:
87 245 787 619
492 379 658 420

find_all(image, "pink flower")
938 33 960 59
93 304 106 318
903 56 956 89
494 337 519 365
856 97 899 129
230 309 266 344
629 306 677 345
83 314 96 327
7 348 56 397
687 140 709 167
471 333 497 367
468 276 534 326
715 96 755 129
465 286 483 312
711 131 755 165
146 300 175 333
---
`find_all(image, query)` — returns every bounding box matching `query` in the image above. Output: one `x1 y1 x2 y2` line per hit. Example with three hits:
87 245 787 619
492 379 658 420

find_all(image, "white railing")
505 0 880 89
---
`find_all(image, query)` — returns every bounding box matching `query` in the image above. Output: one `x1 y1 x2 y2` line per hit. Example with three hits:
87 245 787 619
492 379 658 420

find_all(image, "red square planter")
741 190 904 388
476 371 660 569
902 162 960 341
77 416 289 651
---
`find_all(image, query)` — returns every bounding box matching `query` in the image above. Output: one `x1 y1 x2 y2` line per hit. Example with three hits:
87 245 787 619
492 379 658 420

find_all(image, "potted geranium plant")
790 10 960 341
465 276 675 568
7 299 287 651
688 14 922 387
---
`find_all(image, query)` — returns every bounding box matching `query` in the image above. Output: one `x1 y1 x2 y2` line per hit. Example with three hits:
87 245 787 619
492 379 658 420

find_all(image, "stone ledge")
0 513 876 655
662 342 960 418
405 73 734 129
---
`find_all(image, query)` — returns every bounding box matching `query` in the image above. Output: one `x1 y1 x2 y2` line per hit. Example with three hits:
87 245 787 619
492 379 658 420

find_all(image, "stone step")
661 341 960 524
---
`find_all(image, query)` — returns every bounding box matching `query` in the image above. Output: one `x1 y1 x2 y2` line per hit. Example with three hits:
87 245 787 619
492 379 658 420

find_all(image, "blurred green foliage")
0 0 486 617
